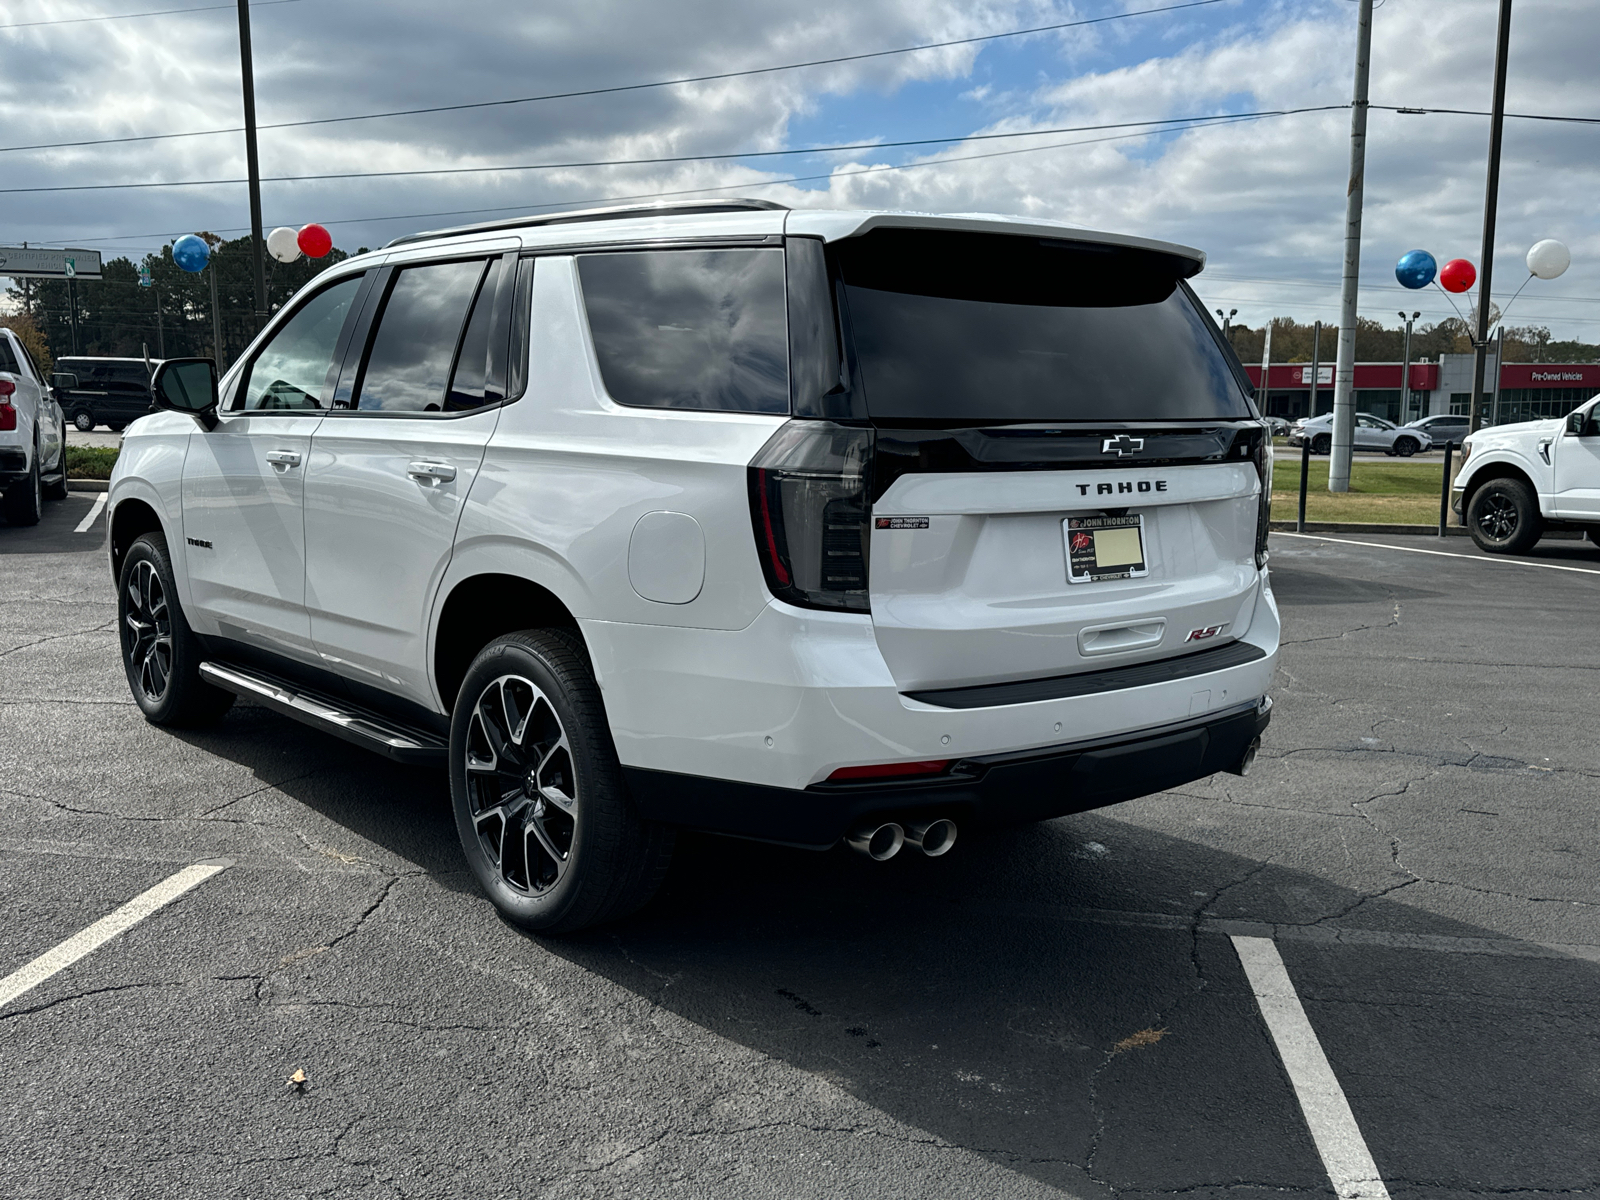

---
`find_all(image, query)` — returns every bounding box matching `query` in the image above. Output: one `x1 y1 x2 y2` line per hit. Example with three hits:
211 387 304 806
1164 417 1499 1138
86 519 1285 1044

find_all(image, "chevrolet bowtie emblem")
1101 435 1145 456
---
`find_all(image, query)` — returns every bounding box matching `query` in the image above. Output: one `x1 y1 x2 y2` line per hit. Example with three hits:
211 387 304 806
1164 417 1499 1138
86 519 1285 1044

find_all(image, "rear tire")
2 448 42 526
72 410 95 432
1466 478 1542 554
449 629 674 934
1393 437 1419 458
118 533 235 726
1312 433 1331 455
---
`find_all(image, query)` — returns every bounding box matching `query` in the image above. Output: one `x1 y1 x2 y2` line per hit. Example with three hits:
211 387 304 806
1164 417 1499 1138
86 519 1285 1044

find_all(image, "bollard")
1297 437 1310 533
1438 440 1454 537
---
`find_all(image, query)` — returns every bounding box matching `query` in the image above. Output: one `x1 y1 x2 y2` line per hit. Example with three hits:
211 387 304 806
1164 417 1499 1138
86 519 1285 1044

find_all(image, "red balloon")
1439 257 1476 294
297 223 333 259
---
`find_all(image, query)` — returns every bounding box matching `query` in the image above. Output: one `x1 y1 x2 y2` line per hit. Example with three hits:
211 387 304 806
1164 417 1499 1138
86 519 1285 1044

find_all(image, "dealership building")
1245 354 1600 426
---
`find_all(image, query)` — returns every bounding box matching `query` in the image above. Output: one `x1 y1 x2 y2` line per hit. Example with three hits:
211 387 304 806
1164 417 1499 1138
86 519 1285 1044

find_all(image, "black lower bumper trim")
624 699 1271 848
904 639 1268 709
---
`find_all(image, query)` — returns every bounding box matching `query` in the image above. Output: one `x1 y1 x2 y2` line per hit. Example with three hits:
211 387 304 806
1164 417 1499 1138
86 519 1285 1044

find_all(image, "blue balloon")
1395 249 1437 290
172 233 211 273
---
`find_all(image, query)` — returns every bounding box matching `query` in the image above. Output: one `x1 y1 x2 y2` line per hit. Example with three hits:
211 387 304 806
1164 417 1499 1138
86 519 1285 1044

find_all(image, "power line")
0 109 1343 247
0 0 303 31
0 105 1347 194
1374 103 1600 126
0 0 1234 155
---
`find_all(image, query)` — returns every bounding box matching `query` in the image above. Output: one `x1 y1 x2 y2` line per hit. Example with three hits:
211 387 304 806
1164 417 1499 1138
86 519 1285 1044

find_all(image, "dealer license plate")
1064 514 1148 583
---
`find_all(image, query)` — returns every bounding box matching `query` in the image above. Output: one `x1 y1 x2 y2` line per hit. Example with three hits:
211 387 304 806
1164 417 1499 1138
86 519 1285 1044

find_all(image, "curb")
67 479 109 493
1270 520 1583 540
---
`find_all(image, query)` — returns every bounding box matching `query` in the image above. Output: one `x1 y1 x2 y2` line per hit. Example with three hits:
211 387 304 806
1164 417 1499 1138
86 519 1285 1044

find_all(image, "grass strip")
65 445 119 479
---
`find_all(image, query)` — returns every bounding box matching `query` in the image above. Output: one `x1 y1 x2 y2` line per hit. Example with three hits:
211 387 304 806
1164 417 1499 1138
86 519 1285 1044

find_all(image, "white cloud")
2 0 1596 338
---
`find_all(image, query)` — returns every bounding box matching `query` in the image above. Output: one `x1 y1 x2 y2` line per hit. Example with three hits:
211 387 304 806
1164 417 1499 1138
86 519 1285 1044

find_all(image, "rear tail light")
748 420 874 612
0 380 15 432
1250 423 1271 568
826 759 950 782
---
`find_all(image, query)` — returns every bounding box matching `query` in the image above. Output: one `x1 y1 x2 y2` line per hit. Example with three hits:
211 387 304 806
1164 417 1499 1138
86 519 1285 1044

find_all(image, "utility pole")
1258 322 1274 414
1309 320 1323 422
68 277 80 355
1329 0 1374 493
1467 0 1514 436
209 257 226 370
237 0 268 321
155 290 166 359
1398 310 1418 421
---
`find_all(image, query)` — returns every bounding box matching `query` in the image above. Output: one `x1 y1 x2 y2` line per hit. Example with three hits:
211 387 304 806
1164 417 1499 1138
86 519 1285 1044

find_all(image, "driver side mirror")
151 358 219 430
51 372 79 391
1566 409 1595 437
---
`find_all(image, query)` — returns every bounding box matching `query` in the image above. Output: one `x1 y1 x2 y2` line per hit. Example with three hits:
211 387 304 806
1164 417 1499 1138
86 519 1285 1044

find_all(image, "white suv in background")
109 201 1279 933
0 327 69 526
1453 394 1600 553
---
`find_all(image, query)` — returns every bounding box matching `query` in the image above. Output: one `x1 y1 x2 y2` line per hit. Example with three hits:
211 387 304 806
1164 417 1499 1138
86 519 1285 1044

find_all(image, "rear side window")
355 259 488 413
0 338 20 376
577 248 788 414
833 229 1252 424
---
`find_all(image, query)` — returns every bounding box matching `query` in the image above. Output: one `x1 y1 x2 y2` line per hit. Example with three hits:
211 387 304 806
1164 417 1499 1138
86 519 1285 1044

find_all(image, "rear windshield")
832 229 1251 424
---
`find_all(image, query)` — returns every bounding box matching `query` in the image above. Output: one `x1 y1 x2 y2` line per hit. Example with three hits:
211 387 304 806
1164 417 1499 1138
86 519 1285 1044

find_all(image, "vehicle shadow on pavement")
535 814 1599 1197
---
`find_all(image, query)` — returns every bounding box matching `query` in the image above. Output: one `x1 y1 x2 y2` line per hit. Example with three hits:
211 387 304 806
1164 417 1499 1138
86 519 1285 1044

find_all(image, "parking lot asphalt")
3 494 1598 1199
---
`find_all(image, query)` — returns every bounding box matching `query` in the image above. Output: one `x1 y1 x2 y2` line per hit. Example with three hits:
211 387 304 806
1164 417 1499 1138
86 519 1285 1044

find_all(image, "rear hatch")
791 228 1269 694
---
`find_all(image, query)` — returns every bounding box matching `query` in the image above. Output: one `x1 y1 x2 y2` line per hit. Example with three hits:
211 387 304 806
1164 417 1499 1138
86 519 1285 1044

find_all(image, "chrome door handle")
407 460 457 483
265 450 302 468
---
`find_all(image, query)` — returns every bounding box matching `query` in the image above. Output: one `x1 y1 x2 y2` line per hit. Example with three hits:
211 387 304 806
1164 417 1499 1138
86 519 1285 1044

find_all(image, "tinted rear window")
578 248 788 414
833 230 1251 424
0 339 19 375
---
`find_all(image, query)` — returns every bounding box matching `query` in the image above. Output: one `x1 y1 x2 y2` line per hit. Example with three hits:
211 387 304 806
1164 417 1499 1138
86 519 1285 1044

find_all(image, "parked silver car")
1288 413 1432 456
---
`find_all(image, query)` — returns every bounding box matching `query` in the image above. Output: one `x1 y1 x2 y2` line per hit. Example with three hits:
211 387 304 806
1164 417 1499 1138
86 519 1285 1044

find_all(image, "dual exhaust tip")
846 818 957 862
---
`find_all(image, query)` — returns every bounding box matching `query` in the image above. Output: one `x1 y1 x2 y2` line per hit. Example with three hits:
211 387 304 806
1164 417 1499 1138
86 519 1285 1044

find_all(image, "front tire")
118 533 235 726
1466 478 1542 554
1393 436 1419 458
1312 433 1331 455
449 630 673 934
72 410 95 432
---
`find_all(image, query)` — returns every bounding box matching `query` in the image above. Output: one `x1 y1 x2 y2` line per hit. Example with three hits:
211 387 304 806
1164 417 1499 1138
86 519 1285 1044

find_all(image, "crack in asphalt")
0 618 117 660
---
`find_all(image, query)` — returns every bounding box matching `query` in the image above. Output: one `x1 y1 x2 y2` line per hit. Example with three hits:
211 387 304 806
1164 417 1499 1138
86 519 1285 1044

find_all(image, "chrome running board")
199 661 448 766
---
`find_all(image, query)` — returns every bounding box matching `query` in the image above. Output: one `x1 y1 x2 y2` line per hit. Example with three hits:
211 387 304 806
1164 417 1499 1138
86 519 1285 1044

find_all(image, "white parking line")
0 860 230 1011
1232 935 1390 1200
1275 531 1600 576
73 492 107 534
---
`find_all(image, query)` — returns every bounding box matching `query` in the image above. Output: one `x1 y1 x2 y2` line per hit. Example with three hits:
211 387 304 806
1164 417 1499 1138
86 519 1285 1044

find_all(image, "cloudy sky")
2 0 1597 339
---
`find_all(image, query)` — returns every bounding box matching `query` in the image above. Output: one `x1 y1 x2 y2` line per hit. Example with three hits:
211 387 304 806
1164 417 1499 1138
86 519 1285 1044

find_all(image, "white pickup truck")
1453 393 1600 553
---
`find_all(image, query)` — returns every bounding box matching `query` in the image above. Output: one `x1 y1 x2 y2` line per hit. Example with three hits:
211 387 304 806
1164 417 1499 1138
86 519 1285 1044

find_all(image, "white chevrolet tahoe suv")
1453 393 1600 553
0 327 69 526
109 201 1279 932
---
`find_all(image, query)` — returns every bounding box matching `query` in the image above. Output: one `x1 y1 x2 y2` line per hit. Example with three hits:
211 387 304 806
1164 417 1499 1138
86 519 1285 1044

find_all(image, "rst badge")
1185 623 1228 642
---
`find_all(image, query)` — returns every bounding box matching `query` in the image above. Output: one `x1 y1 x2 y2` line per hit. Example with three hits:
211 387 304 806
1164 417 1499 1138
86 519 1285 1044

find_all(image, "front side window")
237 275 363 411
355 259 487 413
577 248 788 414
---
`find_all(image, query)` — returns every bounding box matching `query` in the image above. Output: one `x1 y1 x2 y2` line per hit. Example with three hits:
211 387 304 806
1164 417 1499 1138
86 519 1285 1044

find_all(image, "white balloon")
1526 238 1570 280
267 225 302 263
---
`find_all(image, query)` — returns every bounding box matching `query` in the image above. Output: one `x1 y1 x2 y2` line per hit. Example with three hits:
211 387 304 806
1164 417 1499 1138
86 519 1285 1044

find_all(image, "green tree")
6 235 348 365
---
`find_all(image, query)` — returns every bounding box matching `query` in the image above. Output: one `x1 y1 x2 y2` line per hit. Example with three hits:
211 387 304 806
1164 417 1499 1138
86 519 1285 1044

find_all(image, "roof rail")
383 198 789 249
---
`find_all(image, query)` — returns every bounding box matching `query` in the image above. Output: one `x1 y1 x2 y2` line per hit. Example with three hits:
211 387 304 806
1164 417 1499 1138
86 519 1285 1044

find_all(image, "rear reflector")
826 759 950 782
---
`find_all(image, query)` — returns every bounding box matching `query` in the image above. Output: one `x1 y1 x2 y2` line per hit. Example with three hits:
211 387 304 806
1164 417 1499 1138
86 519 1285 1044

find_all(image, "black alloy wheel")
449 630 673 934
1 442 42 526
117 533 235 725
1466 477 1542 555
73 410 95 432
1312 433 1331 455
1393 436 1419 458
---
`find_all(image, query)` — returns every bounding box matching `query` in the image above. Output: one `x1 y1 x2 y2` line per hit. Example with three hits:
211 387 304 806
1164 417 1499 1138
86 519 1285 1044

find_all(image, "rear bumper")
0 444 29 484
580 575 1279 793
625 698 1272 848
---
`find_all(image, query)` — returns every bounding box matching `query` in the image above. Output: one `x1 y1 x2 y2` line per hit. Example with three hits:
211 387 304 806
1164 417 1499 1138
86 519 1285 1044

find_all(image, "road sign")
138 267 152 288
0 246 103 280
